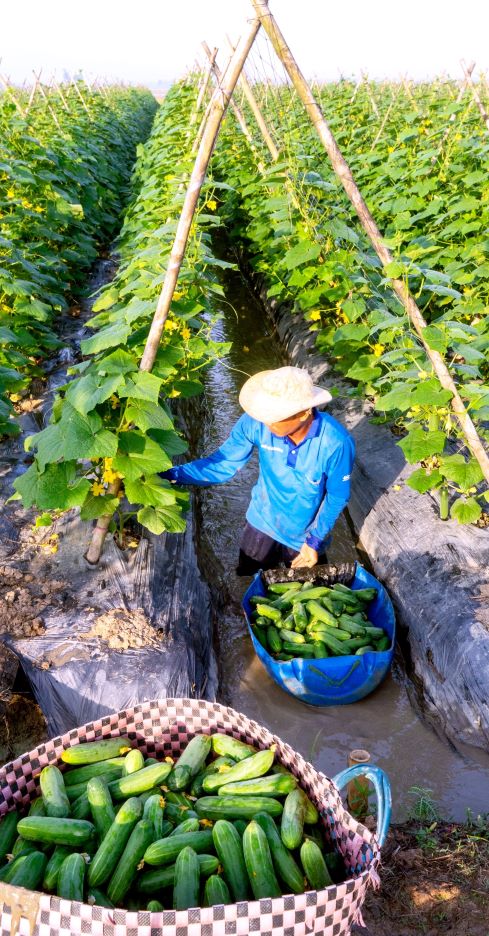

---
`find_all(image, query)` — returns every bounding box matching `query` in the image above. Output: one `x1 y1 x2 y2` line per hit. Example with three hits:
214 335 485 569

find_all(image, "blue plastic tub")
242 562 395 706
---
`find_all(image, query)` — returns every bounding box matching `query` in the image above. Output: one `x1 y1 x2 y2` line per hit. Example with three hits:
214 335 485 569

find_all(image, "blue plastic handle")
331 764 392 848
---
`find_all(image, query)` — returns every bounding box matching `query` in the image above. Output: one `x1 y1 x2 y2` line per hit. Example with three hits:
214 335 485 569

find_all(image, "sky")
2 0 489 87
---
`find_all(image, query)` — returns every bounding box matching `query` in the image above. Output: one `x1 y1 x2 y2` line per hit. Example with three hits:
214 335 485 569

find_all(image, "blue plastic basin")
242 562 396 706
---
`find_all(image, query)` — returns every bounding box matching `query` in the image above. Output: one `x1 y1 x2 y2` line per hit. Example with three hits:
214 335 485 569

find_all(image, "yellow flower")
206 199 217 211
372 344 385 357
310 310 321 322
181 326 191 341
104 458 113 467
102 469 118 484
110 395 119 409
34 205 43 213
392 484 401 491
418 370 429 380
164 318 179 332
243 346 249 353
6 189 15 199
91 482 105 497
172 291 183 301
168 388 181 398
199 818 214 828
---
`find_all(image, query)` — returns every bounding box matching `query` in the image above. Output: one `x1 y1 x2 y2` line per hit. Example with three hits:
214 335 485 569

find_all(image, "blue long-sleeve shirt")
163 410 355 552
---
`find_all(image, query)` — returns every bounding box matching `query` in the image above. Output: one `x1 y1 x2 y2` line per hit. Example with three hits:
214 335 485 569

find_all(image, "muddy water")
192 258 489 822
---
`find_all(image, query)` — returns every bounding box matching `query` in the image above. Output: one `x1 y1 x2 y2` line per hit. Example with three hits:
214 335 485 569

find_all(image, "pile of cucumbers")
249 580 391 660
0 732 345 911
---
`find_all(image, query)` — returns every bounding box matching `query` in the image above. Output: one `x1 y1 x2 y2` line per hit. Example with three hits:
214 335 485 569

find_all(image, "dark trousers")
236 522 326 576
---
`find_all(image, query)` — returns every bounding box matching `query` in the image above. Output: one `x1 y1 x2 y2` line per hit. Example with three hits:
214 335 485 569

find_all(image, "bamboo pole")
192 49 216 119
0 75 27 118
250 0 489 484
461 60 489 130
72 79 91 116
32 71 62 129
202 42 255 146
226 35 279 160
371 84 400 148
26 78 39 113
85 19 261 564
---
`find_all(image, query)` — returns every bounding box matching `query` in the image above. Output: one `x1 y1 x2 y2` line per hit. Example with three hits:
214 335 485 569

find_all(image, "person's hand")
291 543 318 569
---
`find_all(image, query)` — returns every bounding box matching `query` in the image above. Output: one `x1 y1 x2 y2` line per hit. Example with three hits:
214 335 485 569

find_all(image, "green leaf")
333 324 370 344
80 493 120 521
137 504 187 535
406 468 443 493
384 261 406 278
81 322 131 356
439 455 484 490
147 429 188 456
346 356 382 382
14 462 91 510
342 298 366 322
450 496 482 525
171 379 203 398
124 474 177 507
398 429 446 463
125 399 173 432
281 242 321 271
411 380 453 407
65 374 123 415
91 286 120 313
113 432 171 481
97 349 138 375
422 325 448 354
375 386 413 412
26 424 65 471
119 371 163 403
60 404 118 460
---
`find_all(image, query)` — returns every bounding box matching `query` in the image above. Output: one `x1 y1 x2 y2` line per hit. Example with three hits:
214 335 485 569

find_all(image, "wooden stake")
250 0 489 484
85 19 261 564
226 35 279 160
371 84 400 148
461 60 489 131
72 79 91 116
0 75 27 118
202 42 255 146
192 49 216 120
32 71 62 129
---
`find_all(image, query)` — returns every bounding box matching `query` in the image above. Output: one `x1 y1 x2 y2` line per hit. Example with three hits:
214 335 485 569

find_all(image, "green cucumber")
250 594 273 605
267 582 302 594
7 850 47 889
252 624 268 648
212 819 248 901
243 820 281 899
254 811 304 895
313 641 328 658
300 839 332 889
87 888 115 908
63 758 127 787
70 791 91 821
303 796 319 824
218 774 297 797
282 642 315 657
144 830 214 866
40 765 71 819
255 603 282 622
293 586 332 601
281 789 306 849
351 587 377 602
66 765 125 801
337 616 367 636
211 734 256 761
195 796 283 821
167 734 212 791
267 626 283 653
203 748 274 793
356 645 376 655
61 738 132 765
42 845 71 891
17 816 95 847
57 852 86 901
204 874 231 906
190 756 235 797
107 819 155 905
376 635 391 651
87 797 143 887
340 637 372 652
169 817 200 835
147 899 164 911
308 624 349 641
123 748 145 775
143 794 167 839
108 762 172 800
293 603 309 632
173 846 200 910
315 631 350 656
233 819 248 836
137 854 219 892
0 810 19 862
305 601 338 627
11 837 37 859
164 802 198 824
87 776 115 841
279 628 305 644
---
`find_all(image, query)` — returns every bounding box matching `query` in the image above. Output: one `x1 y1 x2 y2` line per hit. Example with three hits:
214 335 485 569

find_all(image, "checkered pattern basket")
0 698 380 936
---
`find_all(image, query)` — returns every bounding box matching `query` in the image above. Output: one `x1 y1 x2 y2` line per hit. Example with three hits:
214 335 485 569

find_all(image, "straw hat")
239 366 332 423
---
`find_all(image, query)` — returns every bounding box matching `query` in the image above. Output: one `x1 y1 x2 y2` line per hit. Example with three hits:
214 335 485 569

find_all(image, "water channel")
189 249 489 822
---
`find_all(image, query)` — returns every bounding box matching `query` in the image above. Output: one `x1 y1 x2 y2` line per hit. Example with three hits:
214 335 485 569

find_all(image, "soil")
78 607 165 650
363 820 489 935
0 563 66 639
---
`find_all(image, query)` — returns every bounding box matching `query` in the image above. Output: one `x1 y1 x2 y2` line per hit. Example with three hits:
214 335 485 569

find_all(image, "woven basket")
0 698 380 936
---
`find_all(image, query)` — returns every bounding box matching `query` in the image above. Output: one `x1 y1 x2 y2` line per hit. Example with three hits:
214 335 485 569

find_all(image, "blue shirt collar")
271 408 320 450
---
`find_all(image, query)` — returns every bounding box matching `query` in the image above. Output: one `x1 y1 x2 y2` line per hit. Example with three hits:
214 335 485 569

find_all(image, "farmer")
161 366 355 574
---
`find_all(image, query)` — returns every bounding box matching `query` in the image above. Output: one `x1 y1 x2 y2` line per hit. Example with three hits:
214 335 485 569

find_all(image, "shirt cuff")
305 532 324 552
159 468 178 482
